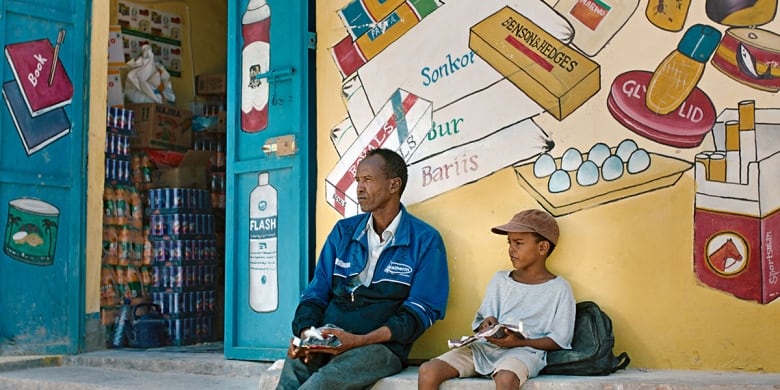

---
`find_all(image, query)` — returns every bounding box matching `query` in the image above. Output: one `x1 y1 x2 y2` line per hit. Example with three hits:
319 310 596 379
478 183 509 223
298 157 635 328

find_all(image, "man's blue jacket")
291 205 449 363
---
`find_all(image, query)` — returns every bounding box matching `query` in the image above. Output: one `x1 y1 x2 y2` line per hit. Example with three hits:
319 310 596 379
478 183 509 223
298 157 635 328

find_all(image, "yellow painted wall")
85 0 780 372
315 0 780 371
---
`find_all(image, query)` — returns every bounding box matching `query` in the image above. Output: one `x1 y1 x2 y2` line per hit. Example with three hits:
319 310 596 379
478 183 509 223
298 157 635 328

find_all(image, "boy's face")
506 231 548 269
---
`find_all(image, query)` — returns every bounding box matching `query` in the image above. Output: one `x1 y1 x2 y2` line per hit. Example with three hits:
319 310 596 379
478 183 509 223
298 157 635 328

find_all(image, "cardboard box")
127 103 193 150
152 150 212 190
469 7 600 120
196 73 226 96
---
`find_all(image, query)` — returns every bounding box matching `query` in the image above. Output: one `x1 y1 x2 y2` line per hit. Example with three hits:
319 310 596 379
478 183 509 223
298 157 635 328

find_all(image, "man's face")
355 154 397 213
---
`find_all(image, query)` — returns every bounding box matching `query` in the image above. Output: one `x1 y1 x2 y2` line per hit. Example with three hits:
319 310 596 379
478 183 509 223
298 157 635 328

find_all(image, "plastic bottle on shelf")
241 0 271 132
248 171 278 312
112 298 131 348
103 186 116 225
645 24 721 115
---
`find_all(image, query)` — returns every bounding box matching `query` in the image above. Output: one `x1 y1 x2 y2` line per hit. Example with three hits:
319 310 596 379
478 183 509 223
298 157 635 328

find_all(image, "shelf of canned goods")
146 187 218 346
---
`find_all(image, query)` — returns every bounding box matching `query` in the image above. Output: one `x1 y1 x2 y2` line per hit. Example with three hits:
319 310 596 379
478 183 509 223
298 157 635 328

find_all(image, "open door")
0 1 89 354
224 0 315 361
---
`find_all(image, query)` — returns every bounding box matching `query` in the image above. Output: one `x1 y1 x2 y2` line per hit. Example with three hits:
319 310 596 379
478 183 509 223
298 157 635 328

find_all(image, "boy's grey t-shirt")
469 271 576 377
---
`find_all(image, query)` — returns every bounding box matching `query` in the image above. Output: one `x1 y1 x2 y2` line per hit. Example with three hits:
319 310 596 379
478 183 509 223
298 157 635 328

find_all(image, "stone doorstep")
260 366 780 390
4 354 780 389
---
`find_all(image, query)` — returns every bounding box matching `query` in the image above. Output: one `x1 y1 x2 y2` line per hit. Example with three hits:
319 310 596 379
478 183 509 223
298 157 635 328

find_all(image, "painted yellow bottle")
554 0 640 57
646 24 721 115
646 0 692 32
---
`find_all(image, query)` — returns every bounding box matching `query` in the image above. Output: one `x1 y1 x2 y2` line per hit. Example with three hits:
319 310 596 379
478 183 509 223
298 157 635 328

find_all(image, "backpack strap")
612 352 631 372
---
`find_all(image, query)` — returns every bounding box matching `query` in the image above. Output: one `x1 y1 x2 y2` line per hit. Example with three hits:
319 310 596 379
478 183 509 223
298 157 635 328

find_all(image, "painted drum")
705 0 777 27
3 198 59 265
711 27 780 92
607 70 716 148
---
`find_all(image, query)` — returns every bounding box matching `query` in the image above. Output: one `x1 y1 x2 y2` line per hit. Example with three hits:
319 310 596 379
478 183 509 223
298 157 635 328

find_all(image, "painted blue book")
2 80 70 155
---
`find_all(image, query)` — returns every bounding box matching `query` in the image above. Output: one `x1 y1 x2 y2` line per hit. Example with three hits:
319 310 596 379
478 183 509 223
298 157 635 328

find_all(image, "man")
276 148 450 389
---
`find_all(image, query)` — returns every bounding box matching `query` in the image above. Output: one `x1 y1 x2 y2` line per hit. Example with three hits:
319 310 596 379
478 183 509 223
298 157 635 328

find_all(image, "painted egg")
587 143 611 166
601 155 624 181
533 153 557 178
548 169 571 193
616 139 638 162
576 160 600 186
560 148 583 171
627 148 651 174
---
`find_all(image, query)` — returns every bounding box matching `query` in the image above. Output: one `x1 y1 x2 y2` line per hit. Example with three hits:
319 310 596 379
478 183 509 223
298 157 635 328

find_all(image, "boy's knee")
418 360 437 380
493 370 521 389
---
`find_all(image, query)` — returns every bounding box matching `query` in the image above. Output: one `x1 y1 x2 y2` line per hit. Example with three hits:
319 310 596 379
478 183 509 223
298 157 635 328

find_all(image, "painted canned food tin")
3 198 60 265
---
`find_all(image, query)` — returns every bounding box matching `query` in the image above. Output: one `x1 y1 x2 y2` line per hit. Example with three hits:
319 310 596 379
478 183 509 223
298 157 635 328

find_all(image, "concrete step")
3 349 780 390
257 363 780 390
0 347 267 390
372 367 780 389
0 365 259 390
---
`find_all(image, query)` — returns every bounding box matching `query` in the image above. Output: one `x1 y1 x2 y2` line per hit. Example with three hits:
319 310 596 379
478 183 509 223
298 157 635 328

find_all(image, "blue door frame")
0 0 89 354
224 0 316 361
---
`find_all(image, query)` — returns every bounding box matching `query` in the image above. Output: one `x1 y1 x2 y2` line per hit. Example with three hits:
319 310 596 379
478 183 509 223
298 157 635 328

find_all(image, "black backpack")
541 301 630 376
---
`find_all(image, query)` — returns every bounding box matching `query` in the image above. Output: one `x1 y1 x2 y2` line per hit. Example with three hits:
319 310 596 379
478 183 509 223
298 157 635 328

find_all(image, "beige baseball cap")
491 209 559 245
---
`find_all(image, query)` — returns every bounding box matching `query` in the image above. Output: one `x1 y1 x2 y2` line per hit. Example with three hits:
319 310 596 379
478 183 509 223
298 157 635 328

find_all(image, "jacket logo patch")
335 258 350 268
385 262 413 276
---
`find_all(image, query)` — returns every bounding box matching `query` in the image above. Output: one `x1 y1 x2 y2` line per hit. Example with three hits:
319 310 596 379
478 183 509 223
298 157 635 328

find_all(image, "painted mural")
324 0 780 304
2 30 73 156
0 30 72 267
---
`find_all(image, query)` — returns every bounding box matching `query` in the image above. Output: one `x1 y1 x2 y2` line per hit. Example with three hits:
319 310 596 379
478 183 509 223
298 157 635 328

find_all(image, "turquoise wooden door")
0 0 89 354
225 0 315 361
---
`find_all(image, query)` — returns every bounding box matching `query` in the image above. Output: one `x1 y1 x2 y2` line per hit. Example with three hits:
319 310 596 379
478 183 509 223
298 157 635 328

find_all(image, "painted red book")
4 38 73 116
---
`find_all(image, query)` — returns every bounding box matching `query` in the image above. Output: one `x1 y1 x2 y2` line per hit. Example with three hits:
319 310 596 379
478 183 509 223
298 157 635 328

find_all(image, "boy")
418 209 575 390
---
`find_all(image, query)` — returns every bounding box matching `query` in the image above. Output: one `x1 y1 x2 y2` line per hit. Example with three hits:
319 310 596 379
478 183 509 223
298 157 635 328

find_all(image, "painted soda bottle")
241 0 271 132
249 172 278 312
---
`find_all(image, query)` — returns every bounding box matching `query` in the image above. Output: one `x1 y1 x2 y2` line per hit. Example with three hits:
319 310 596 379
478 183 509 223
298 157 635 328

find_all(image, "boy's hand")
486 331 526 348
477 316 498 332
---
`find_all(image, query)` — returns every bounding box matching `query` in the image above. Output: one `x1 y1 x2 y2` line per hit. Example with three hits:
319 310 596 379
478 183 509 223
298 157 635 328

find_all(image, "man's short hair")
366 148 408 195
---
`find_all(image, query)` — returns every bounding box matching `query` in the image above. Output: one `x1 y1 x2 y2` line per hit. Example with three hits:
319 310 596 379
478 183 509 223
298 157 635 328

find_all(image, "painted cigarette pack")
469 6 600 120
325 89 432 216
694 106 780 304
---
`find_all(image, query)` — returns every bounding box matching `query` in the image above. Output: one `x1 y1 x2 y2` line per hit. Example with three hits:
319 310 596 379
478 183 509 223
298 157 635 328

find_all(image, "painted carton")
325 89 432 216
403 118 548 206
469 6 600 120
694 103 780 304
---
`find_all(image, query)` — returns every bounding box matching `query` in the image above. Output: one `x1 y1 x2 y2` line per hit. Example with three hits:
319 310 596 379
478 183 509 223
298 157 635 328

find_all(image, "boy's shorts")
435 346 530 381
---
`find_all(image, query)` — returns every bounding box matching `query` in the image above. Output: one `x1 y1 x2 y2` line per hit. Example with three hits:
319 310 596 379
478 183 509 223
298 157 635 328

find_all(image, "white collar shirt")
358 210 402 287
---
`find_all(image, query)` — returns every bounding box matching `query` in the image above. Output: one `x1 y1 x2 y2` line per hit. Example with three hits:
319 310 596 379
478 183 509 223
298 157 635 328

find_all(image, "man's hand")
286 337 314 363
308 328 360 356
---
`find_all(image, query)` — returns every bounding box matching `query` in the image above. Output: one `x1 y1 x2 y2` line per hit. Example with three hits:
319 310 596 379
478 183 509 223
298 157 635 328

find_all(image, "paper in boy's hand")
293 325 343 349
447 322 526 349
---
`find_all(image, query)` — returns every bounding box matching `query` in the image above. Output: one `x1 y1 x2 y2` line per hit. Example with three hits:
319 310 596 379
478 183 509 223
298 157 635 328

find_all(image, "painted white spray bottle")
249 172 278 312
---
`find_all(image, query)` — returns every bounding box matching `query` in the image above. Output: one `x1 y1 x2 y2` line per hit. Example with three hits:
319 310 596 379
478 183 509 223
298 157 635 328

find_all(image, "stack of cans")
105 107 135 184
146 187 217 346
